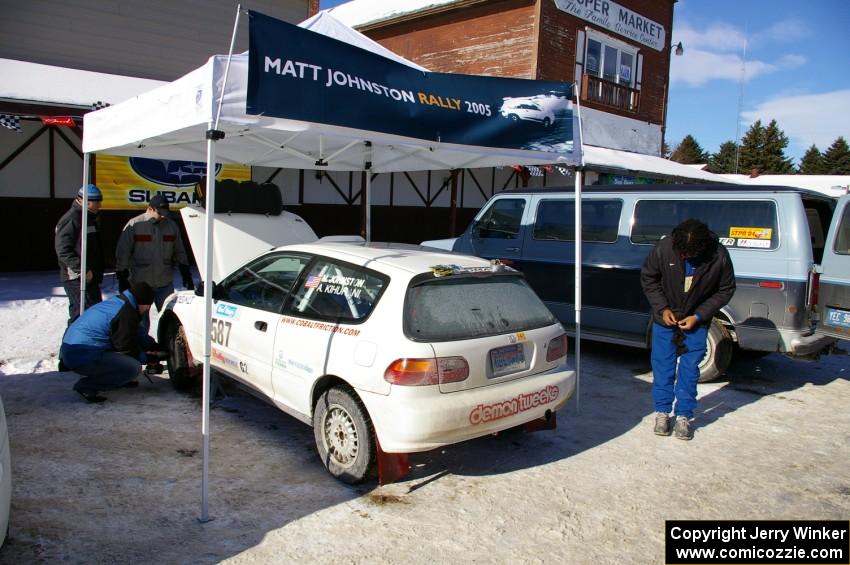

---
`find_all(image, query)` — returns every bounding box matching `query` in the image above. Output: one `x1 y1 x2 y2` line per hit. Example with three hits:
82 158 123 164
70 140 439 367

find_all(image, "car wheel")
542 117 552 127
313 387 376 484
166 325 197 391
697 319 733 382
508 113 519 121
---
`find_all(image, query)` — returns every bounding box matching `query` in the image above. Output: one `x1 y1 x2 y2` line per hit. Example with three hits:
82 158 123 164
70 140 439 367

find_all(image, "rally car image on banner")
158 242 575 483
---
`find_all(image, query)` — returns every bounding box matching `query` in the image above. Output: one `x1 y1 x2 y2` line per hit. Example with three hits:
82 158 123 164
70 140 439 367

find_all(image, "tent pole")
573 83 585 414
79 152 90 315
573 167 583 414
365 141 372 243
199 126 221 523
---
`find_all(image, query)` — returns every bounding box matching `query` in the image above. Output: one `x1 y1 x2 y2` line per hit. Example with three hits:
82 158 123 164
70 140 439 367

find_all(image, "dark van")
424 185 841 381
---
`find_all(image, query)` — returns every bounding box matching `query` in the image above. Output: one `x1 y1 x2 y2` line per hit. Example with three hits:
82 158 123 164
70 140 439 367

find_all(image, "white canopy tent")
81 9 585 519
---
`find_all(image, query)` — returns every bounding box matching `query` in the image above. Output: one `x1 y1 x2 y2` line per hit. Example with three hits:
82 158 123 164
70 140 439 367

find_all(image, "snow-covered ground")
0 271 847 563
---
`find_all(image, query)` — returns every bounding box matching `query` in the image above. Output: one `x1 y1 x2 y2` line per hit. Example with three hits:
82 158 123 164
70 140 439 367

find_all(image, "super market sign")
554 0 666 51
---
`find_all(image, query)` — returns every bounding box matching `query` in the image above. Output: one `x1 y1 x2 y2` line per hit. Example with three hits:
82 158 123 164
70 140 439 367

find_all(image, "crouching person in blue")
59 282 160 403
640 219 735 440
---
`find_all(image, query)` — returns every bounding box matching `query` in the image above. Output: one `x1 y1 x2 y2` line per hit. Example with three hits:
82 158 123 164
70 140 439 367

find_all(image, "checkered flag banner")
556 165 569 176
527 166 544 177
0 115 21 132
91 101 111 111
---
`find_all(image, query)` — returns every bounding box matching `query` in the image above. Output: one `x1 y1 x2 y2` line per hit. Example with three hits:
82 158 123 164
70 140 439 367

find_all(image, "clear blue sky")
320 0 850 164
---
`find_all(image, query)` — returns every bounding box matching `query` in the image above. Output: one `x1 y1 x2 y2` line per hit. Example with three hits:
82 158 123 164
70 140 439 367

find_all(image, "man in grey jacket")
115 194 194 314
55 184 105 325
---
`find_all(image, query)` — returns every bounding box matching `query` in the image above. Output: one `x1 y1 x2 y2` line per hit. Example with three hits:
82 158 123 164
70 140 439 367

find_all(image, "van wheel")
698 320 733 382
167 325 197 391
313 387 376 484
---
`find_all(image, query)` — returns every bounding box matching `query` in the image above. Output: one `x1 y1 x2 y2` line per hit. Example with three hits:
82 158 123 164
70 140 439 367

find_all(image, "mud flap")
523 411 556 433
375 435 410 485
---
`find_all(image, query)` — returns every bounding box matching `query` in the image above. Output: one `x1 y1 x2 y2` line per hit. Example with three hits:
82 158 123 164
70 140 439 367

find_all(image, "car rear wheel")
166 325 197 391
313 387 376 484
698 319 733 382
542 117 552 127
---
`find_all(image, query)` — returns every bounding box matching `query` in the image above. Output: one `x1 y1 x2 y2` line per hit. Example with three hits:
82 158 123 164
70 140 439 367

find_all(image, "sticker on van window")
737 238 772 249
719 237 736 247
730 227 772 240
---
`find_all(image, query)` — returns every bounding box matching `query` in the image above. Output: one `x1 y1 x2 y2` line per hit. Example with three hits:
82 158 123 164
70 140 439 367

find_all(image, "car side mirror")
471 221 482 239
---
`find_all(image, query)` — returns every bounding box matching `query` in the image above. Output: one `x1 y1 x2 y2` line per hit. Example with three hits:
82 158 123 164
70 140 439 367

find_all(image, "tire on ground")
166 325 197 392
697 319 733 382
313 386 377 484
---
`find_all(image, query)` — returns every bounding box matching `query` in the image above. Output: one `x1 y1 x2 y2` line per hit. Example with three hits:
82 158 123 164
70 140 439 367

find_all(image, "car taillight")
546 334 568 362
384 357 469 386
808 271 820 307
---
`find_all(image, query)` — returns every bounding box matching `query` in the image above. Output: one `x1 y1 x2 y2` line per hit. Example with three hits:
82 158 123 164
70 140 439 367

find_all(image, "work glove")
117 270 130 292
179 264 195 291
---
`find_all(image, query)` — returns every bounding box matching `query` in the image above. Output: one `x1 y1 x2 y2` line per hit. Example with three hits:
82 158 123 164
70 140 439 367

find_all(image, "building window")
585 36 636 87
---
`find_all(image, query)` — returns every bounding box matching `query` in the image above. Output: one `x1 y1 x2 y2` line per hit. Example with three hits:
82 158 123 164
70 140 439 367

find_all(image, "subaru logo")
129 157 223 188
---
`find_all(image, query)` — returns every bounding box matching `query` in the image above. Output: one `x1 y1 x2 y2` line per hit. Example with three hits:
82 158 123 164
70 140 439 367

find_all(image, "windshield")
404 275 556 341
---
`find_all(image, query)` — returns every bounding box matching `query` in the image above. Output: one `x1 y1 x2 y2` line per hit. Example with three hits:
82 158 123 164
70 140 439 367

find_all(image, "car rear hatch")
403 269 568 393
816 194 850 340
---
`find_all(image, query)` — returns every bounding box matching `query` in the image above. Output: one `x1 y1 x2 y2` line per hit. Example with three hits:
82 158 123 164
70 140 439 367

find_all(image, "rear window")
404 275 557 341
834 204 850 255
631 199 779 250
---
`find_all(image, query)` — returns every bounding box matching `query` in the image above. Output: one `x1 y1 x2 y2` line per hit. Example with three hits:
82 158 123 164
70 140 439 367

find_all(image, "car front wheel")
313 387 376 484
166 325 198 391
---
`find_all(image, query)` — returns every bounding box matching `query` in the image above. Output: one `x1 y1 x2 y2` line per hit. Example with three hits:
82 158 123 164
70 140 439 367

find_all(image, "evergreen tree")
798 145 824 175
707 141 739 174
821 137 850 174
669 134 708 164
738 119 795 174
661 140 671 159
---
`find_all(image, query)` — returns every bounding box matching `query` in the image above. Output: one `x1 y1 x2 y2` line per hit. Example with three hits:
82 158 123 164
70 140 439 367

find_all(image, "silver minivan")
425 185 843 381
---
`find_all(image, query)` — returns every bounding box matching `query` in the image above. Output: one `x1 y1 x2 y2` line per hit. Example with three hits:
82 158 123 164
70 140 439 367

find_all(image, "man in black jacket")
54 184 105 325
640 219 735 440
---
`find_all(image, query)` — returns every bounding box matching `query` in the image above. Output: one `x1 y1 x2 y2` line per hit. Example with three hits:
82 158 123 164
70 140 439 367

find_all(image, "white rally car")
159 241 575 483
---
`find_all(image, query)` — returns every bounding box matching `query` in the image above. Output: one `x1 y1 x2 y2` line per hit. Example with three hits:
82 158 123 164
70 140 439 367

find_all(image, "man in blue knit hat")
54 184 105 325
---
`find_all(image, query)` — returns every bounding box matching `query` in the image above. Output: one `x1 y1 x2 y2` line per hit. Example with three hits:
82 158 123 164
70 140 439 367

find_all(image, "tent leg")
79 152 90 315
199 127 221 524
574 167 583 414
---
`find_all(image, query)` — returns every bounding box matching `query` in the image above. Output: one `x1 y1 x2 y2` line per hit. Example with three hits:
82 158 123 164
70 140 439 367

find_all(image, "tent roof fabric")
582 146 737 184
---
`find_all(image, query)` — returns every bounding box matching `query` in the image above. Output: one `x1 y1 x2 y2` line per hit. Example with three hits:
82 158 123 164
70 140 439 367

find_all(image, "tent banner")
247 11 578 160
95 155 250 210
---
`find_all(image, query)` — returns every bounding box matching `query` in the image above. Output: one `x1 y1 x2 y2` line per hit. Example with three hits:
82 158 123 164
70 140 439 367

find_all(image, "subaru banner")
247 11 578 158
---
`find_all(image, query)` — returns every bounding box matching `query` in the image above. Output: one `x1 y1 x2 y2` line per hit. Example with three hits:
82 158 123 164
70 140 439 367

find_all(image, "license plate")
490 344 528 378
825 307 850 329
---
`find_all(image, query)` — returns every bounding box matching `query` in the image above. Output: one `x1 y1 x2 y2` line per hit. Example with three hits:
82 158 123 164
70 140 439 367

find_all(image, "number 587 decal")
211 318 232 346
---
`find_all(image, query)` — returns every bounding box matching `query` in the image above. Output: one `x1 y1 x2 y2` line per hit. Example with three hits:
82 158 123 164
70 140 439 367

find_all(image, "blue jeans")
651 322 708 419
71 351 141 393
62 278 102 326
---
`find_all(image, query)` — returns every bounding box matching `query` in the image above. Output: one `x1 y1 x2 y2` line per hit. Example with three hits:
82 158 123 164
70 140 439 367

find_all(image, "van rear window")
404 275 556 341
834 205 850 255
631 200 778 250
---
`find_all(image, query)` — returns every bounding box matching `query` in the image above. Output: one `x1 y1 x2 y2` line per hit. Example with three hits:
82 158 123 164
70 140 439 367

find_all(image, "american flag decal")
304 275 321 289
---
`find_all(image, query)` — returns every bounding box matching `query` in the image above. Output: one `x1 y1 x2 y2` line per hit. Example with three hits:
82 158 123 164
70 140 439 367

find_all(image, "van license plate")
825 307 850 329
490 344 528 378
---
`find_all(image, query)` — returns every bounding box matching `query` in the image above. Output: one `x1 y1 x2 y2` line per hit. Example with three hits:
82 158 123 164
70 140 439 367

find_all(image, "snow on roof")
326 0 461 28
583 146 735 184
299 11 428 71
0 58 164 110
717 174 850 198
